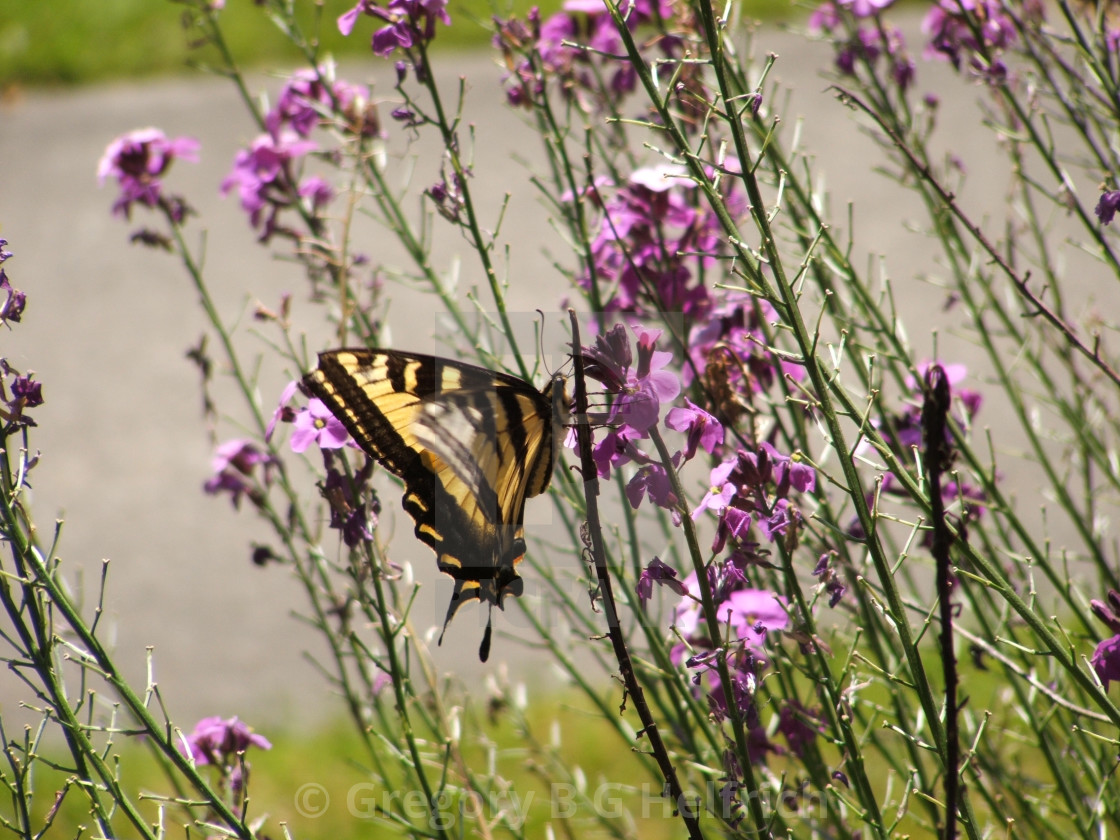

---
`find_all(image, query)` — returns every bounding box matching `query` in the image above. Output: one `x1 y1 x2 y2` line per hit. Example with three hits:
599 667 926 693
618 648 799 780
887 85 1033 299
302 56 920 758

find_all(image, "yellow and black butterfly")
304 349 566 661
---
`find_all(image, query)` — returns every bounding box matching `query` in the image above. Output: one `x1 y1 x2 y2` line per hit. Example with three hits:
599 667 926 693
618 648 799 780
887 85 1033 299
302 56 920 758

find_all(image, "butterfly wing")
303 349 557 658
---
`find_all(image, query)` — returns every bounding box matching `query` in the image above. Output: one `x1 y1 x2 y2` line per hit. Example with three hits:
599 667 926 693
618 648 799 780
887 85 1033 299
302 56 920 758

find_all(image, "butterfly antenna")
535 309 553 379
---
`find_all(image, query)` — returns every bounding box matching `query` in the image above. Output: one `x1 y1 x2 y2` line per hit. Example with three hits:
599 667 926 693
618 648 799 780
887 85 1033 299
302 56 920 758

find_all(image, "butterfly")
303 349 566 661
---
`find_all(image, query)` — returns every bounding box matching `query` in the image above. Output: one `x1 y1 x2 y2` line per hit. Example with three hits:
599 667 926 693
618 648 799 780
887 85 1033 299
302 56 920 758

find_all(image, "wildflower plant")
4 0 1120 836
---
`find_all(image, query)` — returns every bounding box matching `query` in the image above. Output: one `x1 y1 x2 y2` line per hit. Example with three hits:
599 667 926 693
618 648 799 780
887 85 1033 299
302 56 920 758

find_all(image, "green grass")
0 0 790 88
0 0 535 87
14 691 686 839
9 660 1047 839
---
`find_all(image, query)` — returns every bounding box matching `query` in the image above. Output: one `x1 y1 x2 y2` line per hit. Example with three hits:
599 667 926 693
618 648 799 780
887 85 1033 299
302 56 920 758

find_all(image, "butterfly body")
304 349 564 660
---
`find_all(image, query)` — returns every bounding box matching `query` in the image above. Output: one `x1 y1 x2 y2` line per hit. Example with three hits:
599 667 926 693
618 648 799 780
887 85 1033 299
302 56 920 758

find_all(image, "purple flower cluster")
0 239 24 328
97 128 199 222
0 242 42 428
650 561 823 762
222 67 375 240
1091 590 1120 690
180 715 272 766
322 452 381 548
267 67 381 140
495 0 678 111
180 715 271 793
921 0 1027 79
575 319 825 758
270 384 378 548
575 325 687 509
684 289 804 396
578 165 746 319
1096 190 1120 226
203 439 276 510
672 577 788 748
810 0 1036 89
808 0 914 89
338 0 451 59
577 322 819 592
693 443 818 543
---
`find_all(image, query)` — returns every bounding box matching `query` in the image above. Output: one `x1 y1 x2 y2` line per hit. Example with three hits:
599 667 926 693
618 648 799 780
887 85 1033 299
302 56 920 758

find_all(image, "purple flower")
707 671 757 723
835 26 886 74
579 323 633 391
290 399 351 452
636 557 688 604
1089 592 1120 688
808 2 841 32
338 0 452 57
210 439 272 476
98 128 199 220
691 443 818 546
579 324 680 433
721 588 790 647
181 716 271 765
264 67 381 140
922 0 1023 68
712 506 752 554
428 171 468 221
893 54 916 89
733 443 816 498
10 374 43 408
266 380 300 442
391 105 419 125
0 274 25 326
673 577 787 648
338 0 375 35
299 175 335 211
1096 190 1120 226
504 0 675 109
589 424 645 478
268 67 332 137
671 573 787 744
812 552 847 607
759 498 804 541
220 131 318 234
691 459 736 520
619 327 681 431
580 165 738 316
685 290 803 394
0 243 25 327
2 363 42 426
323 455 379 547
840 0 894 16
1092 635 1120 690
666 400 724 460
203 439 274 509
1091 590 1120 634
626 463 679 513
